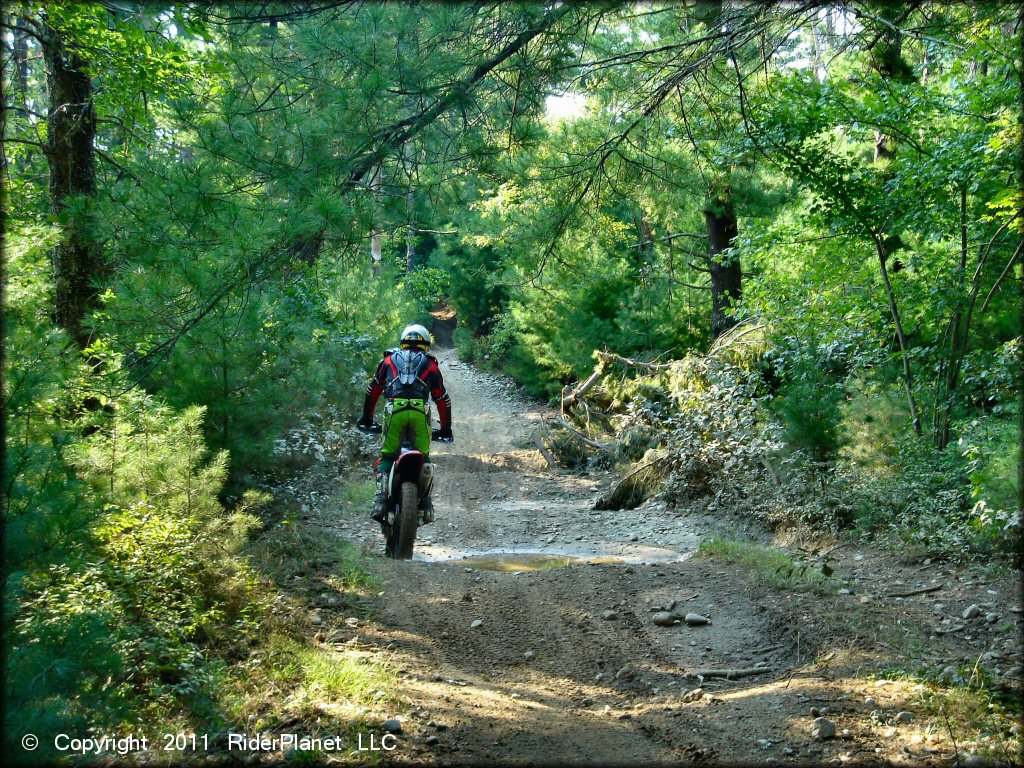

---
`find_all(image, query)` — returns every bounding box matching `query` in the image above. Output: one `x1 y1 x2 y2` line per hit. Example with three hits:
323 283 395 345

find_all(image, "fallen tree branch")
553 415 613 450
686 667 774 680
618 453 670 483
561 361 607 413
562 348 675 413
889 584 944 598
594 452 671 511
531 429 557 470
594 350 673 370
708 320 767 357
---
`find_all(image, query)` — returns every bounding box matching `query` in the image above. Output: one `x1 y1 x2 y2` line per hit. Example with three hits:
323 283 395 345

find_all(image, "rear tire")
396 482 419 560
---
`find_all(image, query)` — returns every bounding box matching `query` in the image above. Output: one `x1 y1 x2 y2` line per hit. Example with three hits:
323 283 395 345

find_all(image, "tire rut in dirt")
367 562 693 763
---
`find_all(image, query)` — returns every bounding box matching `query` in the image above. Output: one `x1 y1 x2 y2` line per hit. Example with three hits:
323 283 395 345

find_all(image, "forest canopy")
2 1 1021 762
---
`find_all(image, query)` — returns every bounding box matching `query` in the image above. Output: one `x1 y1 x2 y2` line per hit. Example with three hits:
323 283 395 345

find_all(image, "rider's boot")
418 463 435 524
370 471 388 523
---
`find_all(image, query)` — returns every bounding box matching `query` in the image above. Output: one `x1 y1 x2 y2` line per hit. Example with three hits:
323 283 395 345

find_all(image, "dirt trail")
307 347 1021 766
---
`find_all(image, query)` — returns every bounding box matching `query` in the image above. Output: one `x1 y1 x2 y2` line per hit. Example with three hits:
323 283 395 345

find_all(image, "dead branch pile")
544 327 784 511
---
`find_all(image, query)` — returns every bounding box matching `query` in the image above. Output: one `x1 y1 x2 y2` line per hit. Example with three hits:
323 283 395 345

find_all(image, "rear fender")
391 450 425 497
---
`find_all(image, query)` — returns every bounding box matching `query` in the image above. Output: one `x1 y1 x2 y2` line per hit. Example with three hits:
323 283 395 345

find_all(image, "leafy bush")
561 339 1018 564
959 341 1020 411
841 435 1017 562
771 364 847 462
401 265 451 307
587 356 784 509
4 227 264 760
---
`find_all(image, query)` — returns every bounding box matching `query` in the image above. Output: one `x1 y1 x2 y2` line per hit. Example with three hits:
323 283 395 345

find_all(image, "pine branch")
342 4 575 188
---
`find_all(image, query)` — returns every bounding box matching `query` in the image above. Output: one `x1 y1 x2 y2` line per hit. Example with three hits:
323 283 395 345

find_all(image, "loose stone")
810 717 836 741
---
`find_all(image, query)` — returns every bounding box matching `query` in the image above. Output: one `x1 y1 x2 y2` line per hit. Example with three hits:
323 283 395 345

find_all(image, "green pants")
379 398 430 473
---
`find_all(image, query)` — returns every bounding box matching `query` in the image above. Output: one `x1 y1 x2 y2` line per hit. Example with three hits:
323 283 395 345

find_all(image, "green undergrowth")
875 667 1023 764
549 345 1020 567
206 490 392 763
213 635 396 758
335 478 376 508
697 536 834 593
247 505 378 592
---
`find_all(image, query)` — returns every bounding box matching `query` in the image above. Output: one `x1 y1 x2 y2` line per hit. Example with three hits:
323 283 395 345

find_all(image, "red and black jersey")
361 349 451 429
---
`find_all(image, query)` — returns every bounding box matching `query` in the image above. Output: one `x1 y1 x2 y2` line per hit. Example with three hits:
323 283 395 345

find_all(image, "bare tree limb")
980 237 1023 313
553 415 612 450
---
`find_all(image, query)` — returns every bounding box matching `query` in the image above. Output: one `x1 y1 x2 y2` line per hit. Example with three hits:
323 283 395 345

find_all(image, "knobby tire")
397 482 419 560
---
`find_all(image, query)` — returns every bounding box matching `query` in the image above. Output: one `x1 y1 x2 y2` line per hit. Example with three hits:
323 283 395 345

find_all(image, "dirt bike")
358 422 453 559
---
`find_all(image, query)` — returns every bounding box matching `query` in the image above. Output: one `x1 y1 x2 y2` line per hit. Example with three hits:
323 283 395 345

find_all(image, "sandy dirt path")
346 347 743 566
296 346 1020 766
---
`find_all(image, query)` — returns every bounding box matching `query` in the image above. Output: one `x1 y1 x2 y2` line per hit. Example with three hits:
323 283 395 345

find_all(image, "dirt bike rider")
357 324 453 524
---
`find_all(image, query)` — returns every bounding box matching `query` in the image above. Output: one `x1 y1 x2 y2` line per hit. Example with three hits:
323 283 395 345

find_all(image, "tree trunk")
868 3 912 164
1 92 7 462
704 196 741 340
406 187 416 273
12 20 31 116
369 162 383 275
694 0 741 340
1018 239 1023 519
43 21 104 348
876 236 922 435
933 185 971 449
1018 3 1024 522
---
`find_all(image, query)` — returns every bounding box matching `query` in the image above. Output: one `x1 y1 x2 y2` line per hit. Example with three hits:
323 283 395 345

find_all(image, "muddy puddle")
415 548 694 570
438 552 579 571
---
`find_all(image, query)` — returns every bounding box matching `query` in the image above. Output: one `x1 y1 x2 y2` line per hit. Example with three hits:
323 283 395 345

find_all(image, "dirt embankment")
294 344 1021 766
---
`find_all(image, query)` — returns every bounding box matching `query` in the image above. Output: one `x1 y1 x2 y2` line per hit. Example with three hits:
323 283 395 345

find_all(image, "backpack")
384 349 431 400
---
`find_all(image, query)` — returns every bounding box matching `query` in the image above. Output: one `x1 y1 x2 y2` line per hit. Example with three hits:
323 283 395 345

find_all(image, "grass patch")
213 634 397 762
227 635 396 725
213 499 393 763
698 536 834 592
249 519 377 592
335 478 376 508
877 666 1023 764
196 480 392 764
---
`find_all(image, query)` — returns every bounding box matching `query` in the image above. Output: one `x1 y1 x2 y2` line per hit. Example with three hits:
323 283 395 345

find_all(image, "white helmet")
400 324 432 350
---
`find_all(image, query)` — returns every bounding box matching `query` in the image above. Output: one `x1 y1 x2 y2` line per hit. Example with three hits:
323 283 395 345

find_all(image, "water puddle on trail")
447 552 579 571
414 548 693 570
